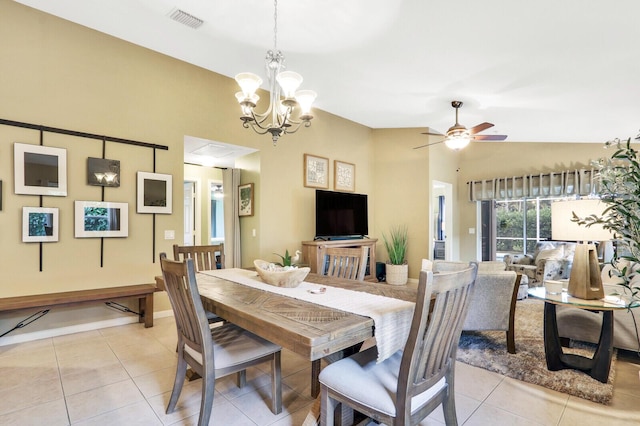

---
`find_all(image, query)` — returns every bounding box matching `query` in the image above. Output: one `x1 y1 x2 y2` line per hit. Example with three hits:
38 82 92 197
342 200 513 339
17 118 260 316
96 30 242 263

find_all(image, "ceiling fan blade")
420 130 444 136
413 139 445 149
473 134 508 141
469 122 494 135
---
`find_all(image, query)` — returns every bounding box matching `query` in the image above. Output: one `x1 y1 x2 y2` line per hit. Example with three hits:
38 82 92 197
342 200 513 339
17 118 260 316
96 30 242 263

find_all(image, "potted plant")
383 225 408 285
573 137 640 302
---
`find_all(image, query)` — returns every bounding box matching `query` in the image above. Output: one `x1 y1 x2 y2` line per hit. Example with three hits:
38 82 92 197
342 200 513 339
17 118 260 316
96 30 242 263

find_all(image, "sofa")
503 241 576 286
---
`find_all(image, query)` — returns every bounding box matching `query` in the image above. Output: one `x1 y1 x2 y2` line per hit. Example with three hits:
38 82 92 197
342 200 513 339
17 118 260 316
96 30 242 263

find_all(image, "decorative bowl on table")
253 260 310 288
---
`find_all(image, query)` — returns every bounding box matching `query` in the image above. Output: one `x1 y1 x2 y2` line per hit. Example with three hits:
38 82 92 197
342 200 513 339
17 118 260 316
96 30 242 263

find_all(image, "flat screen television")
315 190 368 239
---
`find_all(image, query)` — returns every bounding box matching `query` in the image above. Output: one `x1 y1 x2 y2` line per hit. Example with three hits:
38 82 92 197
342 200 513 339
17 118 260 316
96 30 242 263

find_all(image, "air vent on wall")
168 8 204 29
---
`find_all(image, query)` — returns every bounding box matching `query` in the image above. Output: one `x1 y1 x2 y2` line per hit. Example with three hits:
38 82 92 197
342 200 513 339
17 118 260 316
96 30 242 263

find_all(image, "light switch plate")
164 230 175 240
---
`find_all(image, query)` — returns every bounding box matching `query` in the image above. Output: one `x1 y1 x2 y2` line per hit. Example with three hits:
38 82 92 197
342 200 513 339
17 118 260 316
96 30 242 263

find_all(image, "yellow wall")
0 2 619 341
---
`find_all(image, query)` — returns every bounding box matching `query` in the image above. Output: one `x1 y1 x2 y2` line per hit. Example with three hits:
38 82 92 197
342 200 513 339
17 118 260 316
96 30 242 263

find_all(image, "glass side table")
528 286 638 383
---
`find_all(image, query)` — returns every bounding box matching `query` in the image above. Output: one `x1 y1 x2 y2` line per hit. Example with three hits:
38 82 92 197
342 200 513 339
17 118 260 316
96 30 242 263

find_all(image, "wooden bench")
0 284 157 328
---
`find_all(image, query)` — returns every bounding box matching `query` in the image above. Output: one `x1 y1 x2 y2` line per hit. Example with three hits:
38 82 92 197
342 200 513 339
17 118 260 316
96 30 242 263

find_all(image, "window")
495 197 556 258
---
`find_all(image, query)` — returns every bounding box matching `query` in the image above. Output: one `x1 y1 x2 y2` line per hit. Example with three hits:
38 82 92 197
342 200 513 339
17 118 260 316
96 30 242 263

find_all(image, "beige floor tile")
54 339 114 363
612 359 640 398
177 399 255 426
215 366 275 400
119 348 178 377
0 398 68 426
147 380 227 425
72 400 161 425
454 361 504 401
0 375 64 416
133 366 179 399
61 359 130 396
229 383 313 426
52 330 103 347
426 392 482 425
0 338 54 359
57 350 120 374
484 377 568 425
0 360 60 390
282 367 312 396
463 403 543 426
65 379 145 423
110 338 174 360
268 400 317 426
560 391 640 425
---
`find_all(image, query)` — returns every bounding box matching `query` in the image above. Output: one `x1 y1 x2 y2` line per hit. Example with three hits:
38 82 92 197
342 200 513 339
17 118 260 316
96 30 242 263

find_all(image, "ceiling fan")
414 100 507 150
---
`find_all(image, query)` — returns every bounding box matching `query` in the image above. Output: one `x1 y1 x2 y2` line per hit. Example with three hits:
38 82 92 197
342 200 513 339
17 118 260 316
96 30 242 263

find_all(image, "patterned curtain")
467 168 599 201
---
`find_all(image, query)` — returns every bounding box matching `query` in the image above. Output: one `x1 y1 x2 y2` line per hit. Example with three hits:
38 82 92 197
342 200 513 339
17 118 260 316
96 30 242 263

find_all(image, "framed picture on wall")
304 153 329 189
334 160 355 192
75 201 129 238
87 157 121 187
137 172 172 214
238 183 254 217
22 207 59 242
14 143 68 196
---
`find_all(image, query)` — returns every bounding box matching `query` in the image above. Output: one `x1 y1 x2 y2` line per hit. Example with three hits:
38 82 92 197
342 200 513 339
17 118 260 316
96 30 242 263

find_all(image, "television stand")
301 238 378 282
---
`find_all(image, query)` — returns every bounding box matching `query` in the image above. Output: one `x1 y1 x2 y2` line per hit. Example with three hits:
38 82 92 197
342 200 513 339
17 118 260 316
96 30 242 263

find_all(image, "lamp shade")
551 199 612 242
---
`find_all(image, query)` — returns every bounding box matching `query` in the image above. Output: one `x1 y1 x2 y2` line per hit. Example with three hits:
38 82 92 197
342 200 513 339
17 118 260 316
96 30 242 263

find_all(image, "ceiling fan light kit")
414 100 508 150
234 0 317 145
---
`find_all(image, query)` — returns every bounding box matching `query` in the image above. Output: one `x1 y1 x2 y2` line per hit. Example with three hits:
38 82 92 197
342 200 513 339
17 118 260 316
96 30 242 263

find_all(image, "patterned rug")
457 297 616 404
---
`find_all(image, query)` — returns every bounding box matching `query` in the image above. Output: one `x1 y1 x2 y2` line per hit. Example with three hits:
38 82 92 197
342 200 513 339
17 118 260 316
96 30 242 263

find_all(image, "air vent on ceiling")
168 8 204 29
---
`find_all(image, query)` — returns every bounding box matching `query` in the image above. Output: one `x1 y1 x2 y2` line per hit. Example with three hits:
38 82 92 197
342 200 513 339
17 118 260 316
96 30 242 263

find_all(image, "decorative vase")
385 263 408 285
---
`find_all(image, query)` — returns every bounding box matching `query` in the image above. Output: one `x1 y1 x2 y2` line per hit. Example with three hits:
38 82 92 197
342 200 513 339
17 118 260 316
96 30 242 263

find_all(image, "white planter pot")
385 263 408 285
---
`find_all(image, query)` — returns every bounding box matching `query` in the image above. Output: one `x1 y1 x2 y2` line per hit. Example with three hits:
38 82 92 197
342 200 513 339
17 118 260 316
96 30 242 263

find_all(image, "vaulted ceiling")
15 0 640 145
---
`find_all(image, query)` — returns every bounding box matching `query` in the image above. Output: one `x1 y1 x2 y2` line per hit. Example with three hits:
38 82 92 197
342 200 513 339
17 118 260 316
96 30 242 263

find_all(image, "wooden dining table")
155 270 417 397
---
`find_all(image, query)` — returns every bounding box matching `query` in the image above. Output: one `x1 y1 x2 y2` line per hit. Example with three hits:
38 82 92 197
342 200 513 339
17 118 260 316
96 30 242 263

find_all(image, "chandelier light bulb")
276 71 303 98
235 72 262 97
295 90 317 115
444 134 471 150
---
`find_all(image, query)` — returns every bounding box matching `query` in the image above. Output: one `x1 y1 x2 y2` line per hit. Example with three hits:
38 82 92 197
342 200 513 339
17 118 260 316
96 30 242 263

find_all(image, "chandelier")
234 0 317 145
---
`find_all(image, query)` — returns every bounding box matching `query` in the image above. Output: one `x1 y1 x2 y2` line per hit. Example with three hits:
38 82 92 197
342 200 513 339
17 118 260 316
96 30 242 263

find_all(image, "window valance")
467 168 599 201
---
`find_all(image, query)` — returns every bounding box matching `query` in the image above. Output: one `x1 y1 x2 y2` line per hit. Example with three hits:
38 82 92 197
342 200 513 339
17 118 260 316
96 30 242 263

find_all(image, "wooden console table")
301 238 378 282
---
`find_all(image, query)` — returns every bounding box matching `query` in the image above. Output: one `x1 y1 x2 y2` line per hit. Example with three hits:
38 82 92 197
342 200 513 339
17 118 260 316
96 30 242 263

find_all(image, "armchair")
462 271 522 353
504 241 576 285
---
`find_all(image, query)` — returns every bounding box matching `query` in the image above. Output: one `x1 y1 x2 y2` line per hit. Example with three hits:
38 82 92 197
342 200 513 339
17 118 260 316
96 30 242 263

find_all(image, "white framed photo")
22 207 59 242
75 201 128 238
137 172 172 214
14 143 67 196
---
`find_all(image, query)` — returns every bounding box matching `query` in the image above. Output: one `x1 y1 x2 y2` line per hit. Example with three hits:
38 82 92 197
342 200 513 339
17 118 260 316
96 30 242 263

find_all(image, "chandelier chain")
273 0 278 51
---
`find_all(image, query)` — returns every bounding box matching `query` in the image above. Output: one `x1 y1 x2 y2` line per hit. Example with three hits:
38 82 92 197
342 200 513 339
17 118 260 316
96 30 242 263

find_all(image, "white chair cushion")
319 347 446 417
184 323 280 369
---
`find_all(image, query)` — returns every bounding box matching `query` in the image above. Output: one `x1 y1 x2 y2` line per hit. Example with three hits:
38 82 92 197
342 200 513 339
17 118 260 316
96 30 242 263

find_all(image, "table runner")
200 268 415 362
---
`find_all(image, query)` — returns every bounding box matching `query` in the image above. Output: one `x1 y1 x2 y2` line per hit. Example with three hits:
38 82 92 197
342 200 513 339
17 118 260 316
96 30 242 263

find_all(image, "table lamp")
551 199 612 299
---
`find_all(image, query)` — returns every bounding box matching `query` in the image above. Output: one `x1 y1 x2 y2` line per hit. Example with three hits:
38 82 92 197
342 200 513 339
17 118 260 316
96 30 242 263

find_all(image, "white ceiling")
15 0 640 147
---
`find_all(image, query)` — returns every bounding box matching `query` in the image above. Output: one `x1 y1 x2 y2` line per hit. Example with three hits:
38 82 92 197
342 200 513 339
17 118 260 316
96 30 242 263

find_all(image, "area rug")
457 297 616 404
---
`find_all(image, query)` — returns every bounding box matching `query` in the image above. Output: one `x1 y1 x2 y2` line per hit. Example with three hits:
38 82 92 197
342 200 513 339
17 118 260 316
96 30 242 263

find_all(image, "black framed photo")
87 157 121 187
23 207 59 242
74 201 128 238
14 143 67 196
137 172 172 214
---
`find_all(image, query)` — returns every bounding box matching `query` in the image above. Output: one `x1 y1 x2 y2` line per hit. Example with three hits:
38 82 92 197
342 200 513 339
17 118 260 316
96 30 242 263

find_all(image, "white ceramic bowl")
253 260 310 288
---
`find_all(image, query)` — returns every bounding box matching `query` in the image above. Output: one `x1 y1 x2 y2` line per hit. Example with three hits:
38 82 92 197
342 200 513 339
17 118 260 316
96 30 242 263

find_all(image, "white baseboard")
0 310 174 347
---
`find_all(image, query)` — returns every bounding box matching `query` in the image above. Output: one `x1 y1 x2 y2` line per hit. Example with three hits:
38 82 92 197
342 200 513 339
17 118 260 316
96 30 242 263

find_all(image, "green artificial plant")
382 225 408 265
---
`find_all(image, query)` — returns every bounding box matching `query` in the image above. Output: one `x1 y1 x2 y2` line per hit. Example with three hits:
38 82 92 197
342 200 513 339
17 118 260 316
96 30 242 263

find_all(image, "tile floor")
1 316 640 425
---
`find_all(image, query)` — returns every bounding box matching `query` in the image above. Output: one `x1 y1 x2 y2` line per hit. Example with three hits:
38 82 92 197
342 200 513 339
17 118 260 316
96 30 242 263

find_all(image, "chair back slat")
320 246 369 281
397 263 477 419
160 253 211 360
173 244 225 271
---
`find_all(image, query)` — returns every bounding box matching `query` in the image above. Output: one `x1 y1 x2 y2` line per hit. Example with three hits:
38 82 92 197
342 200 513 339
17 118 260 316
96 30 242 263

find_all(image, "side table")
528 287 637 383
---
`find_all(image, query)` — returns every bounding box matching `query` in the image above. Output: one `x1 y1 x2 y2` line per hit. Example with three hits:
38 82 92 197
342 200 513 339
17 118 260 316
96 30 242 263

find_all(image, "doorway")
183 178 201 246
432 180 453 260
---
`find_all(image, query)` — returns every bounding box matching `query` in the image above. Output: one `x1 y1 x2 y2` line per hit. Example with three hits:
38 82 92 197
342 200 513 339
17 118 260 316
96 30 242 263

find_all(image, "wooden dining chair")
319 263 477 426
320 246 369 281
173 244 225 324
159 253 282 425
173 243 225 271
